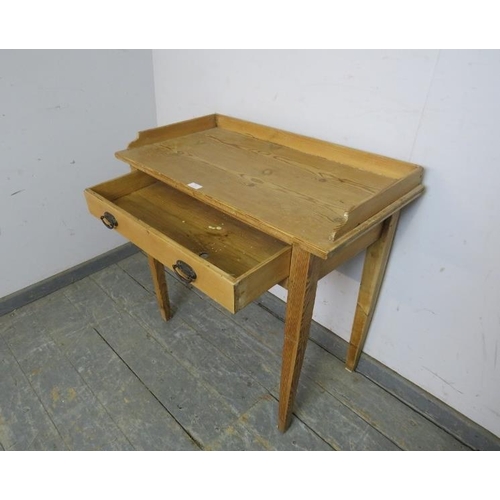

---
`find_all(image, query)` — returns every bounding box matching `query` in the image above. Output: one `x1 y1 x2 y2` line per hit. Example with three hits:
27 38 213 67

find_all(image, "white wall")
153 49 500 437
0 50 156 298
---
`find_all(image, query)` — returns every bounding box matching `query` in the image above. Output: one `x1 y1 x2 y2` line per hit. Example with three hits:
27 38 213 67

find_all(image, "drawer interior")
90 171 289 279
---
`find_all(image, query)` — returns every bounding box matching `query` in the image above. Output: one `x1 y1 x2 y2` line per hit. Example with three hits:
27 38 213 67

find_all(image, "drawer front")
84 185 290 312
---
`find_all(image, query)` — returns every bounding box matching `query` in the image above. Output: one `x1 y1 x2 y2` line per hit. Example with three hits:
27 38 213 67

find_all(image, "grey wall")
0 50 156 298
152 49 500 437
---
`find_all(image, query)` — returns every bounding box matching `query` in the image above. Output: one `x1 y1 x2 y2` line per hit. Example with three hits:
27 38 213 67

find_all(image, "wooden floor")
0 252 473 451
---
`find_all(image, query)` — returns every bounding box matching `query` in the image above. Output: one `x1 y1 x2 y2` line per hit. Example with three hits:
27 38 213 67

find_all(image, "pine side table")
84 114 424 432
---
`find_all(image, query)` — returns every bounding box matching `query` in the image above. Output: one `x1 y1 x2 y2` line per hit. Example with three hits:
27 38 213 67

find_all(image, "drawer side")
234 246 291 312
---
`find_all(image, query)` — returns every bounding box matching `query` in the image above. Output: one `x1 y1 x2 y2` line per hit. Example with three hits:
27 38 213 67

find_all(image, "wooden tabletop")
116 114 423 259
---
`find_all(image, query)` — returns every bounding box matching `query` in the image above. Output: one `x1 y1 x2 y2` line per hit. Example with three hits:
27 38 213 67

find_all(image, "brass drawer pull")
173 260 197 284
100 212 118 229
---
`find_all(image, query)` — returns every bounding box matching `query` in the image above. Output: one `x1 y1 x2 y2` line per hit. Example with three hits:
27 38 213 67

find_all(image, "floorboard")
0 336 67 451
0 251 483 450
2 294 133 451
117 255 468 450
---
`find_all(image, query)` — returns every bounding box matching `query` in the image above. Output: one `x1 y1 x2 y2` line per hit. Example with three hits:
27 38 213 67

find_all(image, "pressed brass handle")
173 260 197 284
100 212 118 229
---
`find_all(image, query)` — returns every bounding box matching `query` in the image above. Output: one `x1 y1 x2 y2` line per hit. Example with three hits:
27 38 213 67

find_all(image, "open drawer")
84 171 291 313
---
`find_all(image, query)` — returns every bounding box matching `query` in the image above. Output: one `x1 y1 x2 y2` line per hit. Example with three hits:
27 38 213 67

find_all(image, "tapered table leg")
147 255 171 321
345 212 401 371
278 245 320 432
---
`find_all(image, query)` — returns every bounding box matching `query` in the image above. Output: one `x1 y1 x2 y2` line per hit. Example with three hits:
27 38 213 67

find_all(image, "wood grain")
278 246 320 432
205 128 392 197
346 212 401 371
147 255 171 321
127 114 216 149
90 170 156 201
216 114 420 178
319 224 382 279
85 173 290 313
115 120 423 258
278 225 382 289
325 185 423 259
235 247 291 311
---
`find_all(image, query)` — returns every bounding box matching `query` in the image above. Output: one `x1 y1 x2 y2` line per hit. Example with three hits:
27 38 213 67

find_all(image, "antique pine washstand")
84 114 424 431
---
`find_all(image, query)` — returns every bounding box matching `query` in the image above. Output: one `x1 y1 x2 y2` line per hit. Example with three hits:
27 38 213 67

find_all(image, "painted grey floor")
0 252 474 451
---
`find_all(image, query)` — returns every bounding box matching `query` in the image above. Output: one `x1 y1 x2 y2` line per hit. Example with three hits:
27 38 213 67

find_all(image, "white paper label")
187 182 203 190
